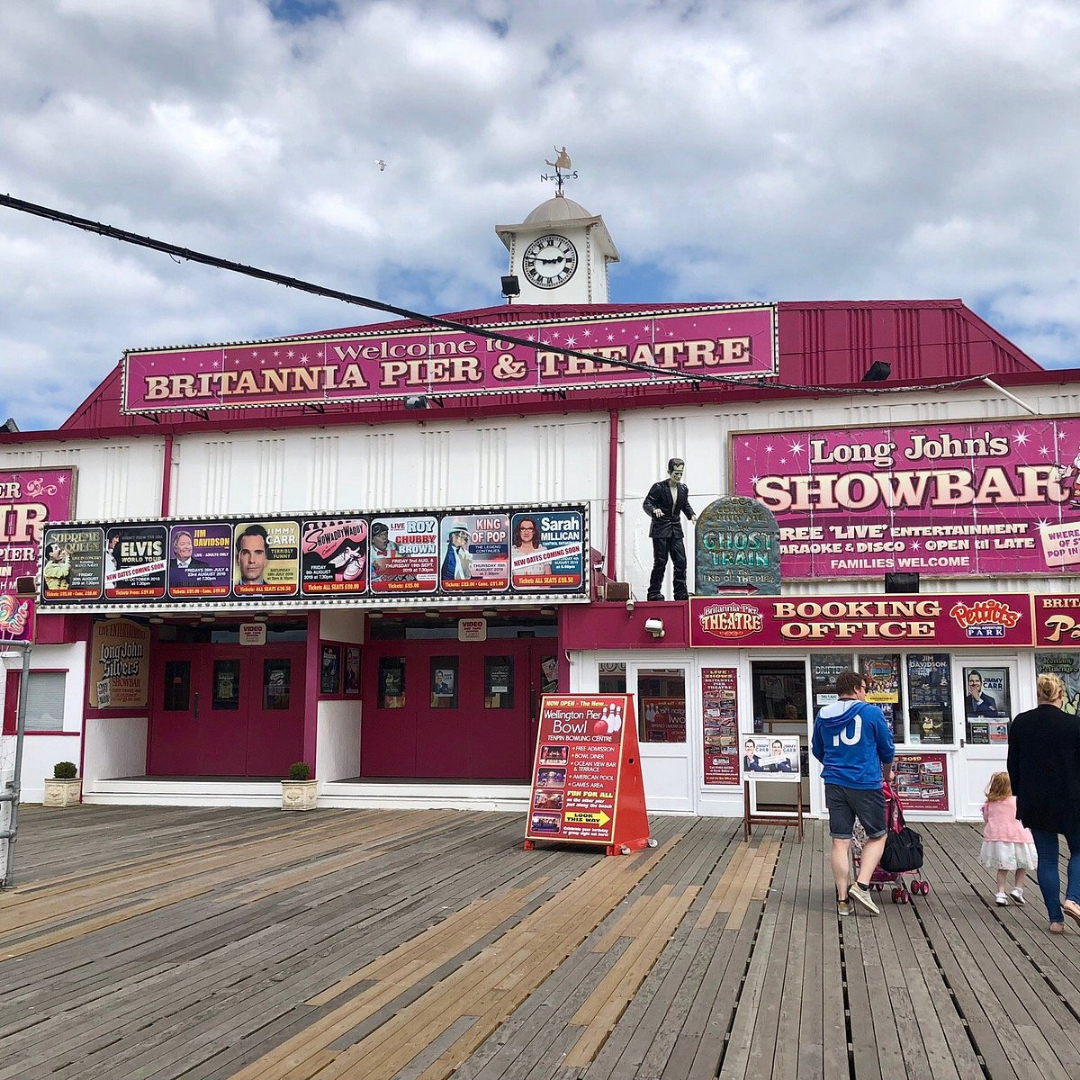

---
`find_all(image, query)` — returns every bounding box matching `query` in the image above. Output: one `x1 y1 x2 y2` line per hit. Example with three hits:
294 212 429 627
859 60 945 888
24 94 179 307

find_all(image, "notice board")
524 693 652 855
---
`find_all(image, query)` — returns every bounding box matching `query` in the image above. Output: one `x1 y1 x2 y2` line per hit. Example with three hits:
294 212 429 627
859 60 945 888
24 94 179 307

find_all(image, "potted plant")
281 761 317 811
43 761 82 808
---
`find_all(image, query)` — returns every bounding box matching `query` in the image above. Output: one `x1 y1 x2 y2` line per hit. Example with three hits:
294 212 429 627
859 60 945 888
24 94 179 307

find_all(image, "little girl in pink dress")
980 771 1038 906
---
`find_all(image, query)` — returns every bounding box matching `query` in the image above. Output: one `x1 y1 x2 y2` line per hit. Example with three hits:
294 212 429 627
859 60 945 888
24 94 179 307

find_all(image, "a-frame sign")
524 693 653 856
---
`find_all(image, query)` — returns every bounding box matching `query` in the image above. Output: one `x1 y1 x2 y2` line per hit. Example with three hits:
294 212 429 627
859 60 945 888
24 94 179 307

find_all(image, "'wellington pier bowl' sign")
694 496 780 596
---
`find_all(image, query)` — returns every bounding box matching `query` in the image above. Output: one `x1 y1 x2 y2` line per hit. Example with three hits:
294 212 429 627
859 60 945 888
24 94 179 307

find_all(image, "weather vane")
541 146 578 197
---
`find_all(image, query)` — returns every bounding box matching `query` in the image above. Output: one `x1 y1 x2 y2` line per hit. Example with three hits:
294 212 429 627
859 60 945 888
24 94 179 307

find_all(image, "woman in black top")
1008 673 1080 933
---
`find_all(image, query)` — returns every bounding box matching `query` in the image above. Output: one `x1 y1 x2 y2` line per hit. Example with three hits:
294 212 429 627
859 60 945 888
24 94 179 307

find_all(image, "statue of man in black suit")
642 457 696 601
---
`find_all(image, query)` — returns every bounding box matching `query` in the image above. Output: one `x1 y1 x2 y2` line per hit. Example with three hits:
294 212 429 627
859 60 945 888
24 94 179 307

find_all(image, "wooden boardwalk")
3 805 1080 1080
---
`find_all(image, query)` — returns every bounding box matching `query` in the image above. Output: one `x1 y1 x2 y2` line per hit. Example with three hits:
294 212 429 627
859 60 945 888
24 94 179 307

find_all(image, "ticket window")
808 653 957 748
751 660 810 809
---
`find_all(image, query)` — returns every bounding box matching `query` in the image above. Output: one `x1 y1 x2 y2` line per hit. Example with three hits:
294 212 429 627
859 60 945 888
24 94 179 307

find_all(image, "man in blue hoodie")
812 670 895 916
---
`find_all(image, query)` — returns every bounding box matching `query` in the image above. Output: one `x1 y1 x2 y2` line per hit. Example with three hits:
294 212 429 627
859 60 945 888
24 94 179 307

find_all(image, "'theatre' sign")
524 694 651 855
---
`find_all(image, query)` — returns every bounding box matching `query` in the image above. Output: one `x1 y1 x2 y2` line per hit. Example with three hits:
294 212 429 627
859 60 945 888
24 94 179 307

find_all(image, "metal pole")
1 643 31 890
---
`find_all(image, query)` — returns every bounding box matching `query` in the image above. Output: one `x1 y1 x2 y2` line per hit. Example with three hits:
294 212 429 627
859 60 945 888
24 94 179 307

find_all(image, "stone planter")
43 778 82 808
281 779 318 811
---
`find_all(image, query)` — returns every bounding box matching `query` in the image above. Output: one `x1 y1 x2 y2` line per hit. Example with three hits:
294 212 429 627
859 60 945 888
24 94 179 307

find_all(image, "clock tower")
496 191 619 305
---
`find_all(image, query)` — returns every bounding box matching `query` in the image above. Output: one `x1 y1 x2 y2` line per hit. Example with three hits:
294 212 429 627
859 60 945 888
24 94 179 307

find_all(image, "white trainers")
1010 888 1026 905
995 892 1009 906
847 882 880 916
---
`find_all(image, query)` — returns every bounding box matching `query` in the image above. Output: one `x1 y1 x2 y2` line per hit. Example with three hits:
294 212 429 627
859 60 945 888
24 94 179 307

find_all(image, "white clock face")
522 234 578 289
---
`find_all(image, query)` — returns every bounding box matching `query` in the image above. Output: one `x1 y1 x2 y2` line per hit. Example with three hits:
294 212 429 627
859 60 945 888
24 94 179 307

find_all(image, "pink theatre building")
3 186 1079 822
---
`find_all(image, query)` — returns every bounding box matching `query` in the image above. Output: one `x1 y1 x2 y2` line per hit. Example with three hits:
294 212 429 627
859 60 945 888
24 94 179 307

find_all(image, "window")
263 659 292 711
378 656 406 708
598 662 626 694
25 672 67 732
485 656 514 709
212 659 241 711
431 656 459 709
163 661 191 711
638 668 686 743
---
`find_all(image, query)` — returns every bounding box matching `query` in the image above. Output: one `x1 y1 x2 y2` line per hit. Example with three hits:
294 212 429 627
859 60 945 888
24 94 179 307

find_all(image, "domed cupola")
495 150 619 304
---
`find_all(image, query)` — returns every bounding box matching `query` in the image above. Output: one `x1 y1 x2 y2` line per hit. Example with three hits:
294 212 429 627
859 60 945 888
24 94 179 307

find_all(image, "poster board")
741 734 804 840
524 694 652 855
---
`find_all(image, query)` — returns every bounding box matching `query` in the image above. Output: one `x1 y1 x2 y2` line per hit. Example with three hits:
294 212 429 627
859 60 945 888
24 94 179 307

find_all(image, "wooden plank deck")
2 806 1079 1079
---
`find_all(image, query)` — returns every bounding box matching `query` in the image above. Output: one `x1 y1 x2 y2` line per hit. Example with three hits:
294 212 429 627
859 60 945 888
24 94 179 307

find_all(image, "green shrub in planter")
287 762 311 782
53 761 78 780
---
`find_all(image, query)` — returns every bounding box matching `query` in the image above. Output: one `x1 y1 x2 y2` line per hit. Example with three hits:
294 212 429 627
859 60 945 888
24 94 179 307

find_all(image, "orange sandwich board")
524 693 654 856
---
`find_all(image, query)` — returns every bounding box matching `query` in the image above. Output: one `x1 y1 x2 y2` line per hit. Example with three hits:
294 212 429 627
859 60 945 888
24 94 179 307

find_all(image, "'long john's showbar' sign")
122 305 777 414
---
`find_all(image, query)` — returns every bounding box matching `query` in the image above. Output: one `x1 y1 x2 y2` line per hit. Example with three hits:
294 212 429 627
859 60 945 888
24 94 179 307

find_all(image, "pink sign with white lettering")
1 468 76 641
123 305 777 413
731 418 1080 579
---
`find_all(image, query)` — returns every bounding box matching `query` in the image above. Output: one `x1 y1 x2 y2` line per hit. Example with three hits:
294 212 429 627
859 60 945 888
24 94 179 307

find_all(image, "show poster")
893 753 949 812
37 502 589 611
0 468 76 633
731 417 1080 579
301 518 369 595
742 735 801 781
369 515 439 594
525 694 641 848
439 514 509 593
167 523 232 598
907 653 951 706
233 520 300 597
89 617 150 709
41 527 104 600
510 509 586 591
702 668 740 785
104 525 168 600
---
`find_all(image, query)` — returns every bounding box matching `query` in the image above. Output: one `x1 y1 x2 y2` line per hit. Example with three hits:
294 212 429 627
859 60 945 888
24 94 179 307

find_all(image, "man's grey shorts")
825 784 887 840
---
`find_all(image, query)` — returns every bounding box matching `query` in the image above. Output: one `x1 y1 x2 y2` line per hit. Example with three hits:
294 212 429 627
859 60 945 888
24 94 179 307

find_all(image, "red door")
149 645 304 776
362 639 555 781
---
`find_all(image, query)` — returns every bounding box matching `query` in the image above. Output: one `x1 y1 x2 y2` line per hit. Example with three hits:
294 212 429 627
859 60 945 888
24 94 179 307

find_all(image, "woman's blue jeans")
1030 827 1080 923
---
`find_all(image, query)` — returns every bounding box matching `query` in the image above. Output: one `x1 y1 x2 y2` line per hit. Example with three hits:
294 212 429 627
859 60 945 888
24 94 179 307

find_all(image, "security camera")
625 598 635 615
644 617 665 638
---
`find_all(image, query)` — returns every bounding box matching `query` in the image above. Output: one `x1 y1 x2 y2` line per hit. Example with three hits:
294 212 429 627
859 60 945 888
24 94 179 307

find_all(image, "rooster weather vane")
541 146 578 197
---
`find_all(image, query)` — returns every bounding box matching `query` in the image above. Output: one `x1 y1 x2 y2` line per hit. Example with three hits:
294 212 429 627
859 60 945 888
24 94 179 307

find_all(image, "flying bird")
375 159 387 171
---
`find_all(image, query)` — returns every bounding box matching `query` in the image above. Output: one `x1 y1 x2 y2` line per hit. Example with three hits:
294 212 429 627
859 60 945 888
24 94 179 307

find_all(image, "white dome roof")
523 195 593 224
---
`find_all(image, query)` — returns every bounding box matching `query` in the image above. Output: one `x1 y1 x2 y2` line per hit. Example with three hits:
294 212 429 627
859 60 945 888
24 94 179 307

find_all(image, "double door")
149 645 305 776
362 639 555 781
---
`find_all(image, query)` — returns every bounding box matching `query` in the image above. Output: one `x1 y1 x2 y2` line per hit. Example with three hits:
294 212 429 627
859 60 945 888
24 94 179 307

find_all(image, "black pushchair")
851 781 930 904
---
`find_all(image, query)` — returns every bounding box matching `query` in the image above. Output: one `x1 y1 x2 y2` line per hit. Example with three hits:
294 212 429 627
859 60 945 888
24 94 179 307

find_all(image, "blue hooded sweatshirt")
811 698 894 789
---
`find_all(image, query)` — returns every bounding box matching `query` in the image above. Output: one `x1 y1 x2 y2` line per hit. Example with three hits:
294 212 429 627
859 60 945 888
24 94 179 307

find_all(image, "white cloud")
1 0 1078 428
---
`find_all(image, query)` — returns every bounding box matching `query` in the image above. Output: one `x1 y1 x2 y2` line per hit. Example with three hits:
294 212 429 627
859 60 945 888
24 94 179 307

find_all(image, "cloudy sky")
1 0 1078 430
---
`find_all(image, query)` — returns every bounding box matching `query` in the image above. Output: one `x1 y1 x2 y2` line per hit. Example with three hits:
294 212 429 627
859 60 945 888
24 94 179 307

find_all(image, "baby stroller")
851 781 931 904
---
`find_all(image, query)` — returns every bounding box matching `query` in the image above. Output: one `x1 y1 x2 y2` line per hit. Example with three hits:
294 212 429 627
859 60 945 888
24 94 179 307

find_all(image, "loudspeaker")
885 572 920 593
